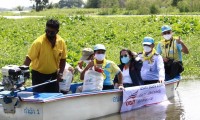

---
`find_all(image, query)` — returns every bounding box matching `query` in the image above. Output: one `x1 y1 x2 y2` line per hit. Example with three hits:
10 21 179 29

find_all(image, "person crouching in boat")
80 44 124 90
113 49 143 88
75 48 94 93
156 25 189 80
76 48 94 73
138 37 165 85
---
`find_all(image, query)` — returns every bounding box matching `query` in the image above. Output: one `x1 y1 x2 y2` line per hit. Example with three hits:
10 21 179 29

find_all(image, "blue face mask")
121 56 130 64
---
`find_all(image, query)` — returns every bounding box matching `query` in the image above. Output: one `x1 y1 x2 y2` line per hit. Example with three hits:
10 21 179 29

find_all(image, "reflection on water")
176 80 200 120
95 80 200 120
120 101 169 120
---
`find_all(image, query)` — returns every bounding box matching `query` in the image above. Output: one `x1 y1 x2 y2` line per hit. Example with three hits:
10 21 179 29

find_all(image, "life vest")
159 37 179 61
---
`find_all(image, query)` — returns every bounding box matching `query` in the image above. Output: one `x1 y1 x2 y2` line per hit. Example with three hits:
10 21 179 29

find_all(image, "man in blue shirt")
139 37 165 85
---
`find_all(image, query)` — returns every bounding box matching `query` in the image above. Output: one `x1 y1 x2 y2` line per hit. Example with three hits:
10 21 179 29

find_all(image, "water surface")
96 80 200 120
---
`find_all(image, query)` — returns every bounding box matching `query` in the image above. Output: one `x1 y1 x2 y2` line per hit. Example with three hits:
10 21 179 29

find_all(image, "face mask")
121 56 130 64
95 54 105 61
143 46 152 53
83 60 91 65
163 34 172 40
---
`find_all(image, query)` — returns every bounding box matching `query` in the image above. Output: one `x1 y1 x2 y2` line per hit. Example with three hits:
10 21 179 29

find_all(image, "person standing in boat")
23 19 67 93
157 25 189 80
113 49 143 88
138 37 165 85
80 44 124 90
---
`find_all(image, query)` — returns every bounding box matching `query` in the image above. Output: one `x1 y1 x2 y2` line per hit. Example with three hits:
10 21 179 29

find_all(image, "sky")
0 0 60 9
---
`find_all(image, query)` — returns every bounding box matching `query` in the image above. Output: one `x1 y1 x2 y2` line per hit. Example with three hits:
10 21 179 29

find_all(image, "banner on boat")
120 83 167 112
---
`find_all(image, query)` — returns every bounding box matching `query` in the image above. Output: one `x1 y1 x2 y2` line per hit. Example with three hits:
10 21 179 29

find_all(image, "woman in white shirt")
114 49 143 88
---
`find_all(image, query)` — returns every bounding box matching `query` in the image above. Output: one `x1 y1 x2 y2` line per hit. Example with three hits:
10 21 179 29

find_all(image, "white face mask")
143 46 152 53
163 34 172 40
95 54 105 61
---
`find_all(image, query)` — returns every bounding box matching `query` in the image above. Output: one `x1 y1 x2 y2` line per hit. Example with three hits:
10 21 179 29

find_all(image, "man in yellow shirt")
24 19 67 93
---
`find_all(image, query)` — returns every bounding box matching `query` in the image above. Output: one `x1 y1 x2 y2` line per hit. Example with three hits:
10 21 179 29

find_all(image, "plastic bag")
59 65 73 92
82 70 104 92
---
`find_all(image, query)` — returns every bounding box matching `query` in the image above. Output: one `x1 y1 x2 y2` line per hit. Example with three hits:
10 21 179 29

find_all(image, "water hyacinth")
0 15 199 82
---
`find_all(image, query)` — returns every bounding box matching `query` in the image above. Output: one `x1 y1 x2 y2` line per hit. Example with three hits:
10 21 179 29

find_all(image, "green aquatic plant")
0 15 199 82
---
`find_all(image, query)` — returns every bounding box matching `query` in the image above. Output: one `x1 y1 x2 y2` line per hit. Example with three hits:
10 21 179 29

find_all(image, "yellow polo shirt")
28 34 67 74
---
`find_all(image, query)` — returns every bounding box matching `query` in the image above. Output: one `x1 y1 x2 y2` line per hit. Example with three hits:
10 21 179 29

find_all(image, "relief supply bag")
59 65 73 92
82 70 104 92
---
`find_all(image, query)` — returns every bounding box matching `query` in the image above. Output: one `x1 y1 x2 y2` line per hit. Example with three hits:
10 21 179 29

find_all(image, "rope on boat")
27 79 57 89
15 79 57 93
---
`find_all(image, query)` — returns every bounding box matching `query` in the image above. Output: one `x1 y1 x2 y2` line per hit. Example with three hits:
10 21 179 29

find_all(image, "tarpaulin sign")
121 83 167 112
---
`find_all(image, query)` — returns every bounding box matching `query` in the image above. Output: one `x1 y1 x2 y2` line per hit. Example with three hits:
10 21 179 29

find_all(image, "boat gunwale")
20 78 180 103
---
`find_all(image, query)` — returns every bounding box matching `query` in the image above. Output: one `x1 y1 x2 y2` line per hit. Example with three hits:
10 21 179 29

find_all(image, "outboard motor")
1 65 30 91
0 65 30 113
0 65 57 113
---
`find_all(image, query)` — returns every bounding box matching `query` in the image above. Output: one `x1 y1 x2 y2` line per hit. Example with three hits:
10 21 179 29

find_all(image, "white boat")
0 78 180 120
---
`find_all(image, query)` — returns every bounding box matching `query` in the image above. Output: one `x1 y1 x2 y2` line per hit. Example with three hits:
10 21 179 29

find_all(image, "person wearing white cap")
157 25 189 80
80 44 124 90
138 37 165 85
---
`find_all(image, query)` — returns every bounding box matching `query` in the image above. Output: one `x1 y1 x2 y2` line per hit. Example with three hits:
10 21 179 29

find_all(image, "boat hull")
0 79 179 120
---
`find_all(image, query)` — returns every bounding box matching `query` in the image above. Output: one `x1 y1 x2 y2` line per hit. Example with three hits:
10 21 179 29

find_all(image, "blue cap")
143 37 154 45
161 25 172 33
94 44 106 51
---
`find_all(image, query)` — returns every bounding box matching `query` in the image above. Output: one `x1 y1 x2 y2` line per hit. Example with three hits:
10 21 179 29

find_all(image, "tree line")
31 0 200 14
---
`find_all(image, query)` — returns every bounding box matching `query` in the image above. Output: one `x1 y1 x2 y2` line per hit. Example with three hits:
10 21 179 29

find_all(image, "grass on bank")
0 15 200 85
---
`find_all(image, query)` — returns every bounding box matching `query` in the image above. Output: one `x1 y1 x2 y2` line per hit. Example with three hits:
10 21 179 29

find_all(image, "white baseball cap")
94 44 106 51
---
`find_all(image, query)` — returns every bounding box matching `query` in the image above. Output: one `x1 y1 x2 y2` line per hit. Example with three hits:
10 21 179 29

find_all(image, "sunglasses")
120 54 128 58
143 44 151 47
162 31 171 35
95 50 106 54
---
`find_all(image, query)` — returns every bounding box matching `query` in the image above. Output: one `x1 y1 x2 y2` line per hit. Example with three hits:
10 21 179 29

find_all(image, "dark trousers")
143 80 159 85
32 70 59 93
123 83 134 88
103 85 114 90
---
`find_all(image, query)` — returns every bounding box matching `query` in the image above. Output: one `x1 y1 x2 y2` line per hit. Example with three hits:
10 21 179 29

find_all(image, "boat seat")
69 83 83 93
